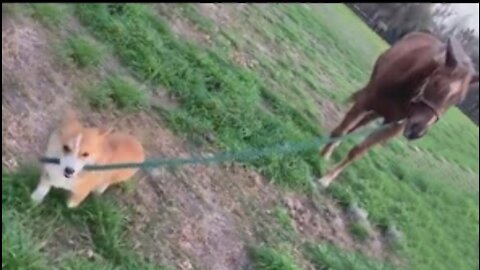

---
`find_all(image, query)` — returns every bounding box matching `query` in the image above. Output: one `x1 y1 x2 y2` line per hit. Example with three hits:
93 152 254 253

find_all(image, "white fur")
59 134 89 178
447 80 463 100
31 131 75 203
322 141 340 161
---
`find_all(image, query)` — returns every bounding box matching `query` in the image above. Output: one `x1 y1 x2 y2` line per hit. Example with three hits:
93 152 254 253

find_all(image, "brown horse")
319 31 479 187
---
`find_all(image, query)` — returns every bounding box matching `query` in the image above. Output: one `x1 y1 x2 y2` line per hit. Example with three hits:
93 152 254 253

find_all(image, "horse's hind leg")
320 102 369 160
319 121 404 187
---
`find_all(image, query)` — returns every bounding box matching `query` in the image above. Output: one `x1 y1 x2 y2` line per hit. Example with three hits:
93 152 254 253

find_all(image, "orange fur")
31 110 145 208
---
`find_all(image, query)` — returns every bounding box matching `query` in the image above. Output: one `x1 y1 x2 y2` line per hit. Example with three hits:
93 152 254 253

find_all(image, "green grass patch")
61 35 105 68
58 258 115 270
2 209 49 270
274 206 295 232
248 246 302 270
349 222 370 242
326 148 479 270
2 167 168 269
31 4 67 27
83 75 149 111
416 108 479 172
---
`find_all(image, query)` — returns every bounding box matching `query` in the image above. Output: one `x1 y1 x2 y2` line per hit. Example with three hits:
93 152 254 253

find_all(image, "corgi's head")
58 110 111 179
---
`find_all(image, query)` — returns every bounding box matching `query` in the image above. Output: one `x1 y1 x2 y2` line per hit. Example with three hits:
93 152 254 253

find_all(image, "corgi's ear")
98 127 113 137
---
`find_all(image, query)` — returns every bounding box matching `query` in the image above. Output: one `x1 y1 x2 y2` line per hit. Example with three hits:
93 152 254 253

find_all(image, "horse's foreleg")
319 122 405 187
320 103 369 160
346 111 379 134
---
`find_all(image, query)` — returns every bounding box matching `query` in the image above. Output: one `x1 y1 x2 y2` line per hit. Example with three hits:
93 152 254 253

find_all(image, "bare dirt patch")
231 50 257 69
170 17 212 46
155 4 212 46
2 16 99 261
196 4 247 28
283 194 391 261
2 17 74 169
117 120 280 269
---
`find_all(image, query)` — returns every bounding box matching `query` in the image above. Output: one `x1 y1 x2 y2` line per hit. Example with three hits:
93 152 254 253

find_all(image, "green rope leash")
40 123 391 171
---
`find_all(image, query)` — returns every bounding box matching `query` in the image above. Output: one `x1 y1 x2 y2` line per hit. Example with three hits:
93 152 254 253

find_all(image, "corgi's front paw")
67 199 80 209
30 192 44 204
30 184 51 205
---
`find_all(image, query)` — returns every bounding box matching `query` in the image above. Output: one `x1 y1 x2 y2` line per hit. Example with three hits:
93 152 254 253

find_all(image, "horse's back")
368 32 443 93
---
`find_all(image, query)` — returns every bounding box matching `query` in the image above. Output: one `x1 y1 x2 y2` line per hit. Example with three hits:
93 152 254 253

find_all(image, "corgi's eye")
81 152 89 158
63 145 71 153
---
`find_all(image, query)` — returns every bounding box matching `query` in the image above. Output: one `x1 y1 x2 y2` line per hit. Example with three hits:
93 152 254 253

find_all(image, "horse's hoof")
318 176 331 188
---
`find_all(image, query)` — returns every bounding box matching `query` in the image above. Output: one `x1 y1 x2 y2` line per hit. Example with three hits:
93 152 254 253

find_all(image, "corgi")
31 110 145 208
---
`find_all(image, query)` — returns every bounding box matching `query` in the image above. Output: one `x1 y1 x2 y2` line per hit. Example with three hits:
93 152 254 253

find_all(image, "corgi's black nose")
64 167 75 175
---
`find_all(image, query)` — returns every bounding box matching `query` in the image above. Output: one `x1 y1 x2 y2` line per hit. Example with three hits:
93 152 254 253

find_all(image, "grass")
61 35 105 68
59 259 116 270
248 246 302 270
349 222 370 242
31 4 67 27
2 209 49 270
415 109 479 172
72 5 478 269
83 75 149 111
304 244 396 270
177 4 214 32
2 166 168 270
3 3 479 270
74 4 323 191
274 206 295 233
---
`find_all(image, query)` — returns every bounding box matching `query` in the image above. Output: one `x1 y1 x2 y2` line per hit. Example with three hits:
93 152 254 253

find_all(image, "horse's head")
404 38 478 140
